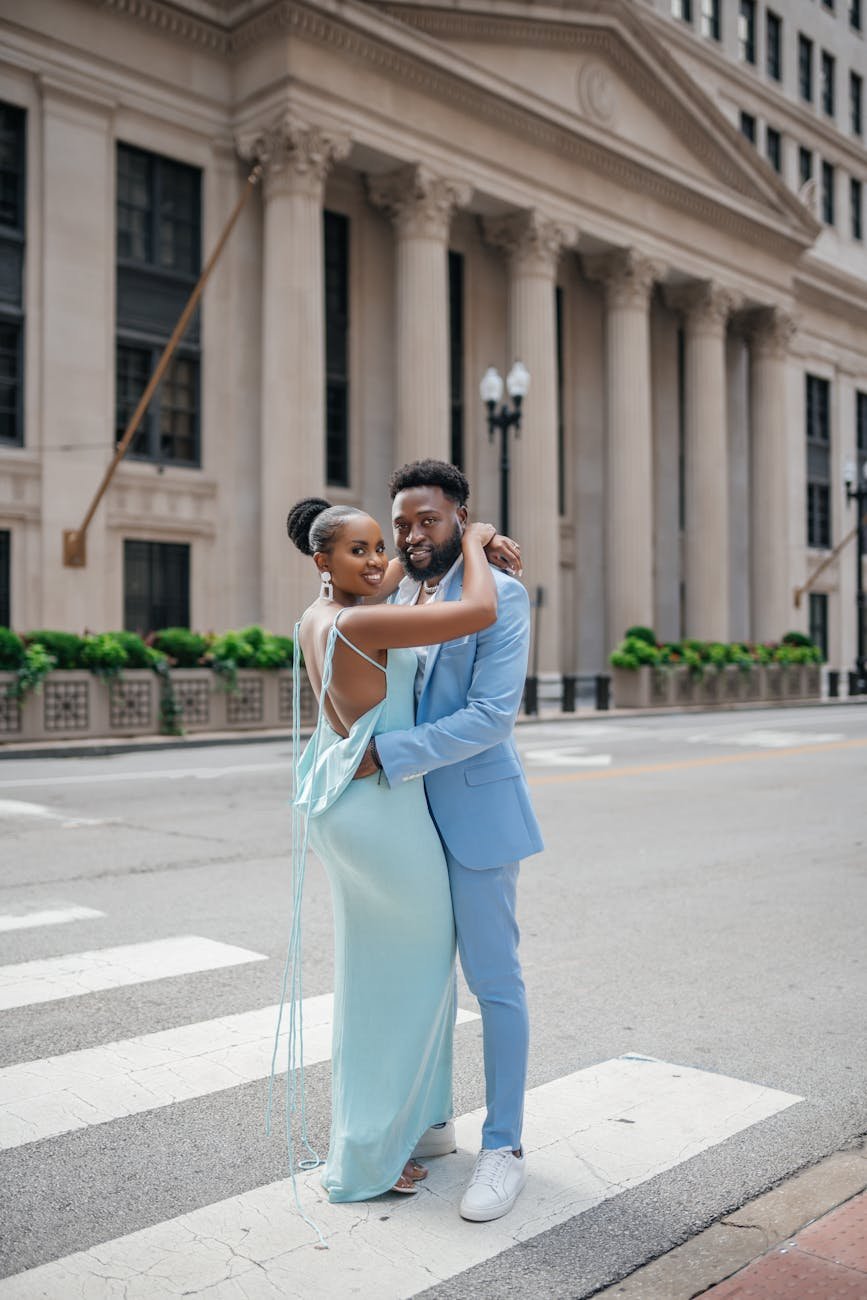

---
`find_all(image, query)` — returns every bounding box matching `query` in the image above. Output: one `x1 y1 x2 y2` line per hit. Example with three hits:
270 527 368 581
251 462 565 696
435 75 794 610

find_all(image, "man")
357 458 543 1222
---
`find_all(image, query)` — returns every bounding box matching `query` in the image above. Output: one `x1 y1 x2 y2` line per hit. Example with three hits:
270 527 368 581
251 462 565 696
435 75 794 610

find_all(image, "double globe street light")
844 458 867 695
479 361 530 538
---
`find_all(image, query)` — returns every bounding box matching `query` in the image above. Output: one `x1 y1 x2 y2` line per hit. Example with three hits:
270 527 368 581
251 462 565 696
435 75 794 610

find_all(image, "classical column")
484 211 575 679
586 249 662 653
237 116 349 633
368 165 471 466
667 281 740 641
746 306 797 642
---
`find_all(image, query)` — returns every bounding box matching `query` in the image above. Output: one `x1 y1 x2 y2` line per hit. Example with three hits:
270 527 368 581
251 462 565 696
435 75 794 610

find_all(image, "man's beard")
400 523 463 583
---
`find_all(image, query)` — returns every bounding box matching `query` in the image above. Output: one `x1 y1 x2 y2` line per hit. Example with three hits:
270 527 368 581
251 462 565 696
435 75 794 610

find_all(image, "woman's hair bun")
287 497 332 555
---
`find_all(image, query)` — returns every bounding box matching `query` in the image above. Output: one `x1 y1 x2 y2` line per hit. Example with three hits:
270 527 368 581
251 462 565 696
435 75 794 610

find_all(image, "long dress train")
293 614 455 1202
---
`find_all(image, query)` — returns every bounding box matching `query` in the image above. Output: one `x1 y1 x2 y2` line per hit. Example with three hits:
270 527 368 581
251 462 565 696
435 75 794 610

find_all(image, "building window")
806 375 831 550
766 126 782 172
448 251 464 470
822 0 835 10
766 10 782 81
798 35 814 103
852 72 864 137
808 593 828 661
0 529 9 627
115 144 201 467
123 540 190 633
671 0 693 20
740 111 757 143
556 286 565 517
821 160 836 225
852 0 863 32
852 178 864 241
324 210 350 488
738 1 756 63
799 146 814 190
701 0 720 41
820 51 836 117
0 102 25 448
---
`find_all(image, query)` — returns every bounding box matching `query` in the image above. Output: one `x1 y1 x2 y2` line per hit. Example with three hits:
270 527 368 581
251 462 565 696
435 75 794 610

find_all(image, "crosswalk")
0 898 804 1298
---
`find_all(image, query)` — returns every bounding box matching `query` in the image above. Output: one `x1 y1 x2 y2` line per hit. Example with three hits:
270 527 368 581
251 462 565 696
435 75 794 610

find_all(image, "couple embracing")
285 457 543 1224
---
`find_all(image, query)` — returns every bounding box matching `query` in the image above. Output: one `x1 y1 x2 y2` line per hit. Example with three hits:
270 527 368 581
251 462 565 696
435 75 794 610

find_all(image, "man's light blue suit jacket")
375 563 544 871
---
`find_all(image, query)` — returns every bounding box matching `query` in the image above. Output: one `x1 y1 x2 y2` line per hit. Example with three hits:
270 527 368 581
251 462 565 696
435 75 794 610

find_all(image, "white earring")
319 570 333 600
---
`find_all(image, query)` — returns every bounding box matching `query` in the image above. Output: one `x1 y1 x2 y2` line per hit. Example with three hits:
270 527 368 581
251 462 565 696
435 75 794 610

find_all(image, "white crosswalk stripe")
0 904 105 933
0 1055 802 1299
0 936 267 1011
0 996 480 1150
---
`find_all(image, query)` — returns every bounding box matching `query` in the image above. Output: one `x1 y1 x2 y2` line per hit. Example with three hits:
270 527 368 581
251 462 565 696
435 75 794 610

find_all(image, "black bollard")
828 670 840 698
595 673 611 711
524 676 539 716
561 674 577 712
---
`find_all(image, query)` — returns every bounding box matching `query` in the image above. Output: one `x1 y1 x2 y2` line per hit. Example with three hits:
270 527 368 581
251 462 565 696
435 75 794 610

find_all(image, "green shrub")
106 631 163 670
151 628 209 667
253 633 294 670
0 627 25 671
6 643 57 700
781 630 813 648
26 630 85 669
80 632 128 679
239 624 266 652
624 625 656 646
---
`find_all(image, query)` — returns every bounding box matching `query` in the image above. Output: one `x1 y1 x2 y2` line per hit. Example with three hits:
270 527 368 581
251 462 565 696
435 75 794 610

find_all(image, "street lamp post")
479 362 530 537
844 459 867 694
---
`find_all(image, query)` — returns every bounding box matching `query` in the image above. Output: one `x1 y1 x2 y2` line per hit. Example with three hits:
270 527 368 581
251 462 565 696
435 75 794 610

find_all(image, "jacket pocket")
464 756 522 786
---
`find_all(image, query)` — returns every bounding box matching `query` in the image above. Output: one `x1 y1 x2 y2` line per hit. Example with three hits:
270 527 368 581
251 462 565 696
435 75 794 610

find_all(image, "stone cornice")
95 0 229 51
483 210 577 276
366 164 472 239
794 260 867 334
584 249 665 309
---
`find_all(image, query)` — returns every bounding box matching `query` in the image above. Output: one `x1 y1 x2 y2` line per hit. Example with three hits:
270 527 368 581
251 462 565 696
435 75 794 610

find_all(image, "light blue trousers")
444 849 528 1151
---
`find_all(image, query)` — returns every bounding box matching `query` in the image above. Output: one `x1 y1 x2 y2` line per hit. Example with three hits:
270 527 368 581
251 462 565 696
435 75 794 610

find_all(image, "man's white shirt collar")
396 554 464 605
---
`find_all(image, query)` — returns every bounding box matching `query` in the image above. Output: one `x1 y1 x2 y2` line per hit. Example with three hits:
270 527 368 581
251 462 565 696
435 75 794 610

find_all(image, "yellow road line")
527 737 867 786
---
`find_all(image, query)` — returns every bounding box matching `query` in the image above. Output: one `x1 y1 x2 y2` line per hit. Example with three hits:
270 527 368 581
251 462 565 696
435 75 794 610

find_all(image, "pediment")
372 0 819 245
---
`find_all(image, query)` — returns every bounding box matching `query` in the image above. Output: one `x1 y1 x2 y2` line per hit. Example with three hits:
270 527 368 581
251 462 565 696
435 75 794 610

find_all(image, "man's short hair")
388 459 470 506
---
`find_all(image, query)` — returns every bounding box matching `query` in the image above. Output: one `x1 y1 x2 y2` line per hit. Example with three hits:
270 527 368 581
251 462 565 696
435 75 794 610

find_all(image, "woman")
283 496 499 1204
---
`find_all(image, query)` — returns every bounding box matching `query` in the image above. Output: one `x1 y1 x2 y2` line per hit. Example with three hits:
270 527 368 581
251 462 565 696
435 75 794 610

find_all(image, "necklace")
422 580 440 596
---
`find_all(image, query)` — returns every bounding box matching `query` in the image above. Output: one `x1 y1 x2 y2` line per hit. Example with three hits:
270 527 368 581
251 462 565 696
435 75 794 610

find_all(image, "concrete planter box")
612 663 821 710
0 667 318 743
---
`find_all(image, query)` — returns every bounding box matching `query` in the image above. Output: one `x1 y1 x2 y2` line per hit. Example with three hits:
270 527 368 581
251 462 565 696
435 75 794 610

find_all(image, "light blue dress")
291 614 455 1203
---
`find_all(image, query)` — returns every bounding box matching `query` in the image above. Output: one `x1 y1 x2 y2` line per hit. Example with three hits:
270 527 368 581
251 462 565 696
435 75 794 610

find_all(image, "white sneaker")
459 1147 527 1222
411 1121 457 1159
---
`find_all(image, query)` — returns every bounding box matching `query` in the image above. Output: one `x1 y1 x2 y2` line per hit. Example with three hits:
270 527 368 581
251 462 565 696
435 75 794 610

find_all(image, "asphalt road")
0 703 865 1297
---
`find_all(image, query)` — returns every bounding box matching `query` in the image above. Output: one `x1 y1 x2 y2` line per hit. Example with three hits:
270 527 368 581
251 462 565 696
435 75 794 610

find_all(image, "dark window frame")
766 125 782 172
799 145 814 189
852 177 864 242
808 592 829 662
115 143 202 469
852 71 864 137
806 374 831 550
700 0 720 41
324 209 350 488
740 111 757 143
0 529 9 628
671 0 693 21
820 50 836 118
0 101 26 448
556 285 566 517
799 34 814 103
448 249 465 471
738 0 756 64
766 10 782 81
123 539 191 634
821 159 836 225
852 0 863 32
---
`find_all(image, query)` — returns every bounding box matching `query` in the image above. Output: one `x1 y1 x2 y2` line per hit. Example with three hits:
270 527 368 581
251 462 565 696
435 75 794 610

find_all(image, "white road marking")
0 905 105 934
689 729 845 749
0 937 267 1012
0 999 479 1150
0 1055 801 1298
0 799 105 826
0 762 288 791
524 746 613 768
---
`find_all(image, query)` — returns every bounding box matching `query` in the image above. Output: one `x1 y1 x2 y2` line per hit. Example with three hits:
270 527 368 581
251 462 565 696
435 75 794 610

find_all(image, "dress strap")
332 608 387 673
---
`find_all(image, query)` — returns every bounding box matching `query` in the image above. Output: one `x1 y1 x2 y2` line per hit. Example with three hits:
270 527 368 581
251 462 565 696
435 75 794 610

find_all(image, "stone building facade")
0 0 865 683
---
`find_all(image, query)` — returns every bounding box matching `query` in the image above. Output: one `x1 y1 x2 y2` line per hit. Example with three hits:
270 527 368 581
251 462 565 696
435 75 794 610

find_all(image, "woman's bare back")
299 608 388 737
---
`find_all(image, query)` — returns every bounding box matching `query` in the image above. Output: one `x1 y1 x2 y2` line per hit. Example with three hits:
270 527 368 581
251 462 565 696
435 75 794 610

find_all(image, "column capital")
665 280 742 334
742 305 798 359
235 114 350 200
366 164 471 240
584 248 664 309
483 209 576 277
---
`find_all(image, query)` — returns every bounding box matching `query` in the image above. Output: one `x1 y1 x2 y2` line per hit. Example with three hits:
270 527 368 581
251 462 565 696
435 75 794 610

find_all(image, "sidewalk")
597 1139 867 1299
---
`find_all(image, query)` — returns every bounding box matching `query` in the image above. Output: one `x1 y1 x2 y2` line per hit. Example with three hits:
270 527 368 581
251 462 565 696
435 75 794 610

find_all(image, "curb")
0 696 862 761
592 1137 867 1299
